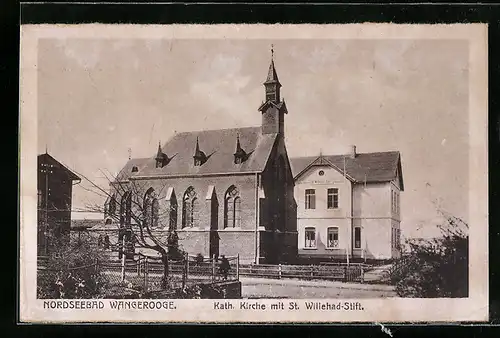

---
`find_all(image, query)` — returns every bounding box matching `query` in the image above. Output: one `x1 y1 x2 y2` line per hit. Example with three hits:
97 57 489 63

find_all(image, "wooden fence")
238 263 368 282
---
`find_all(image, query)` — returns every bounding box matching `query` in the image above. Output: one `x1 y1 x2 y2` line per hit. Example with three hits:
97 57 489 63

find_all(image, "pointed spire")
45 144 48 154
193 136 207 166
155 141 170 168
266 60 280 84
156 141 163 159
265 44 280 84
234 133 247 164
195 136 200 153
236 134 242 152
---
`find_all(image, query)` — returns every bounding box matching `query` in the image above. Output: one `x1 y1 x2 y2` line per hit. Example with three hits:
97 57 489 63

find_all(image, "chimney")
349 145 357 159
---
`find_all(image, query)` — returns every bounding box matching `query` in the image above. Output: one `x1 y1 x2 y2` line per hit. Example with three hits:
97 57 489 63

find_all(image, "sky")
37 38 469 239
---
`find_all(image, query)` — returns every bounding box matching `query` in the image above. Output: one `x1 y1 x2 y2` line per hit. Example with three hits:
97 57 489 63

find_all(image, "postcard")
19 23 488 323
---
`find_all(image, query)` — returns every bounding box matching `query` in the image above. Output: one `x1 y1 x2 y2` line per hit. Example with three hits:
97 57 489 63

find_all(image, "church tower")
258 46 288 136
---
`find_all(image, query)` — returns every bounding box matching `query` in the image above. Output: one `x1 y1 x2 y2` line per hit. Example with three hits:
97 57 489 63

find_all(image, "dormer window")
155 142 170 168
233 134 247 164
131 166 138 173
193 137 207 167
194 158 203 166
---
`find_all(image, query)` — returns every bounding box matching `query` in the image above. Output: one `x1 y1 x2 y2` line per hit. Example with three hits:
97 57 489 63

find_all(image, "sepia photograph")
19 24 488 323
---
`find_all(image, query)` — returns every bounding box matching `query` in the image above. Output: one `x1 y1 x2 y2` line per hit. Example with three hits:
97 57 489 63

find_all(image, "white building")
289 146 404 262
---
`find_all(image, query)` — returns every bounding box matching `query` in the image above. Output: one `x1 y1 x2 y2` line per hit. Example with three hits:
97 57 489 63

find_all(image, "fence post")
185 252 189 286
144 257 149 293
360 266 364 283
310 265 314 279
212 254 216 283
236 254 240 280
278 264 282 279
137 257 140 276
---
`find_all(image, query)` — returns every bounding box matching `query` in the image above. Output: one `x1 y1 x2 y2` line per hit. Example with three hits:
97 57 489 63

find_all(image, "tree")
37 231 106 299
77 169 185 290
390 212 468 298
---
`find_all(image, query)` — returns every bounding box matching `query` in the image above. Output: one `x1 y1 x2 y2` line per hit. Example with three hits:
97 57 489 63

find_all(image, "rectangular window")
396 228 400 249
327 188 339 209
305 189 316 209
327 227 339 248
354 227 361 249
305 227 316 248
37 189 42 208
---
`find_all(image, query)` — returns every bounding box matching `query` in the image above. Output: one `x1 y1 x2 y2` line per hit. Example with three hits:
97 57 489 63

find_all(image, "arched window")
169 192 178 231
224 186 241 228
120 191 132 227
143 188 159 228
109 194 117 216
182 187 197 228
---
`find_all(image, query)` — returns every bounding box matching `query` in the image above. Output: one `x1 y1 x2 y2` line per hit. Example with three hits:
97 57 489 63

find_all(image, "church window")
305 189 316 209
169 193 178 231
109 195 117 216
120 191 132 227
327 188 339 209
182 187 197 228
132 166 138 173
143 188 159 228
224 186 241 228
327 227 339 248
305 227 316 248
354 227 362 249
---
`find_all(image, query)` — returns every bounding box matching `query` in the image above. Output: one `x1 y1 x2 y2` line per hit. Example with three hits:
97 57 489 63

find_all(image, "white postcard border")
19 23 489 323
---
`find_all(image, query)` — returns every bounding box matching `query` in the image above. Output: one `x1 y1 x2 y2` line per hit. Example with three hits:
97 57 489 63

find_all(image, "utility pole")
40 162 53 256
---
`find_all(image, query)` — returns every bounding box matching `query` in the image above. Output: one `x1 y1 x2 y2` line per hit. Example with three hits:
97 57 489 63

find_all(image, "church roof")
290 151 404 191
115 157 150 182
118 127 278 179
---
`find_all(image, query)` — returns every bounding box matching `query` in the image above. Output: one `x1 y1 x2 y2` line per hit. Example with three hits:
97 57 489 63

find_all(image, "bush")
37 232 107 299
390 214 468 298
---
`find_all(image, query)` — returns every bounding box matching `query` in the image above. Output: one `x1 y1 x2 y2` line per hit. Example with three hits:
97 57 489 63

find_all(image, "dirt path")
240 277 397 299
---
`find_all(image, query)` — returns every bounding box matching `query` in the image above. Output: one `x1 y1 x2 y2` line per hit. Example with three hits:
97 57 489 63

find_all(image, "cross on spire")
271 44 274 61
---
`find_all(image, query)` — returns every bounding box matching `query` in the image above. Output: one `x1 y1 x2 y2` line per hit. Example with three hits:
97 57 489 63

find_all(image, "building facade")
102 56 298 264
37 152 81 256
290 146 404 262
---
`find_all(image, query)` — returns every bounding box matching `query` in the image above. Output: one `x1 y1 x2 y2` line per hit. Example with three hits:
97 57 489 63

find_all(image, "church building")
103 53 298 264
